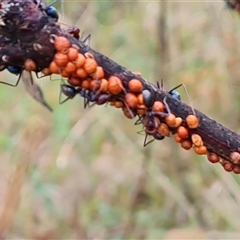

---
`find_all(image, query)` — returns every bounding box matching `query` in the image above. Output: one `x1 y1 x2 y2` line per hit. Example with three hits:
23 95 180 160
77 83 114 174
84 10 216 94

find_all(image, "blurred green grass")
1 1 240 239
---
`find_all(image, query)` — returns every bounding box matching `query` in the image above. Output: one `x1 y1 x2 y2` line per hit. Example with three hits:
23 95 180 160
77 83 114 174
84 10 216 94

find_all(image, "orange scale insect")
206 152 219 163
181 140 192 150
191 134 203 147
174 134 182 143
90 80 101 92
128 79 143 92
122 107 136 119
85 52 94 59
157 123 170 136
115 101 123 108
108 76 124 95
64 61 76 73
233 166 240 174
52 35 70 53
100 79 108 92
81 79 90 89
42 67 51 76
137 94 143 105
223 162 234 172
137 105 146 115
124 93 139 109
91 66 105 80
24 59 36 72
133 71 141 76
75 53 86 68
49 61 60 74
174 117 183 127
186 114 199 129
61 69 71 78
230 151 240 164
152 101 164 112
76 68 88 79
68 76 82 86
67 47 79 61
165 113 176 127
193 145 207 155
54 52 69 67
83 58 98 74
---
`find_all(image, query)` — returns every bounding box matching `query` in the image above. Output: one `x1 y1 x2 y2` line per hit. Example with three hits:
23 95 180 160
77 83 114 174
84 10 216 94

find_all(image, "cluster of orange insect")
37 34 240 174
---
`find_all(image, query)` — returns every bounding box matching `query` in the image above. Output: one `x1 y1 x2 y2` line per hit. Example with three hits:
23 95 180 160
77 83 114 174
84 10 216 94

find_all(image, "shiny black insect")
60 84 79 104
139 88 169 146
142 89 155 108
60 84 112 107
168 85 181 101
169 89 181 100
45 6 59 21
68 27 80 40
7 65 22 75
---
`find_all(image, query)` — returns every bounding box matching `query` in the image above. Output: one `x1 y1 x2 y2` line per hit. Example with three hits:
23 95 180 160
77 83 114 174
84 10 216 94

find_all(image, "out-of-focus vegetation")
0 1 240 239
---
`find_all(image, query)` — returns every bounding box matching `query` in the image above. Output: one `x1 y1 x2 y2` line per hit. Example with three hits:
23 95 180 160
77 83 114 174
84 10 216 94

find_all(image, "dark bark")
1 0 240 171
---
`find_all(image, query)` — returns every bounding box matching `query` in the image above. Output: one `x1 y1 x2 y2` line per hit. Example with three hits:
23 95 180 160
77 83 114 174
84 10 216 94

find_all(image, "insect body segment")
7 65 22 75
45 6 58 21
169 89 181 101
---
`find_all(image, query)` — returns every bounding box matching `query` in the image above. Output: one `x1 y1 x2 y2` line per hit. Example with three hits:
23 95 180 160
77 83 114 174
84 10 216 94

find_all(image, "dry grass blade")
0 157 30 236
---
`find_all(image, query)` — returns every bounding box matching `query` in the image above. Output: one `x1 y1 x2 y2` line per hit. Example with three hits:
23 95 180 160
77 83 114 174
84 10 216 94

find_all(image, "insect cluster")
39 32 240 173
1 0 240 174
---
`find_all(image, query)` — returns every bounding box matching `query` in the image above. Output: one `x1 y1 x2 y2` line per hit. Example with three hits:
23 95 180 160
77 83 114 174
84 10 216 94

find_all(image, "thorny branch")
1 0 240 173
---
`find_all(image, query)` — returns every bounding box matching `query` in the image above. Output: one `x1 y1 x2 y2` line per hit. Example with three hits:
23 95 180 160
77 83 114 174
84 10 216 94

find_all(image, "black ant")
60 83 112 108
138 88 169 146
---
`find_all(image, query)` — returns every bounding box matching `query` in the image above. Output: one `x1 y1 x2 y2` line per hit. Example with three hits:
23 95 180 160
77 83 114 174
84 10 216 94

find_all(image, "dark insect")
60 84 78 104
7 65 22 75
168 84 181 101
142 89 155 108
140 88 168 146
45 6 59 21
60 83 112 107
68 27 80 40
156 80 181 101
169 89 181 100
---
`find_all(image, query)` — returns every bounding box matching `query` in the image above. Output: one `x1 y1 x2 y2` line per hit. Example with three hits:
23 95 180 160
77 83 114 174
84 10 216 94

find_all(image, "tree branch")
1 0 240 173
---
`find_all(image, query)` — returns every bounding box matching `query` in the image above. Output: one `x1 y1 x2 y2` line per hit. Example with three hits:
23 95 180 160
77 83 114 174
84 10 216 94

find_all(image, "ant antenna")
143 134 154 147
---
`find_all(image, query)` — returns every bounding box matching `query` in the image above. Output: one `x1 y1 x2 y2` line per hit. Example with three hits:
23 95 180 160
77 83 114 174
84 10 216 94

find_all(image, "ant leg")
59 87 71 104
137 129 145 135
59 85 70 104
143 134 154 147
59 83 77 104
123 100 135 119
135 116 143 125
0 72 22 87
163 97 171 115
59 96 70 104
82 34 91 45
